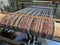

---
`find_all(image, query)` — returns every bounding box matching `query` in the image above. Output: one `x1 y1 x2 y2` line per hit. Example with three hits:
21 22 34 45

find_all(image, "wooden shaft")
1 11 60 22
0 13 60 40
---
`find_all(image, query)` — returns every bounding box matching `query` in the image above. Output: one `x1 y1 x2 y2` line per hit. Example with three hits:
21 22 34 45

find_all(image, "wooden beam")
10 13 60 22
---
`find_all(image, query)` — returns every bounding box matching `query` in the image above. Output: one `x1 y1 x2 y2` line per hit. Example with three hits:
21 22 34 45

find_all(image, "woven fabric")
0 15 54 39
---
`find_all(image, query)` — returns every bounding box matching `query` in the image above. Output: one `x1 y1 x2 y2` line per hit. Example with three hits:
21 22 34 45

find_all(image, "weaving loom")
0 6 55 38
0 6 60 45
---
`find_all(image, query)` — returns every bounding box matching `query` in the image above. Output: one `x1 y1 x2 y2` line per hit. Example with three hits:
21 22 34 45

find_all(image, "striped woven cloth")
0 15 54 39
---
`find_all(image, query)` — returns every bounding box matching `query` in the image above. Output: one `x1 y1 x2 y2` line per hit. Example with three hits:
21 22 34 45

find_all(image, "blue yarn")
14 33 27 42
